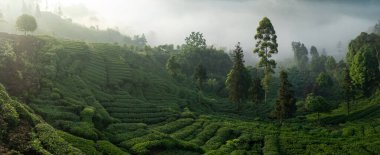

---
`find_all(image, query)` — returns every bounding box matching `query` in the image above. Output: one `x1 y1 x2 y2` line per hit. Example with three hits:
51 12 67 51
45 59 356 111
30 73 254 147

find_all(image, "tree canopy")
185 32 207 51
347 32 380 96
16 14 37 35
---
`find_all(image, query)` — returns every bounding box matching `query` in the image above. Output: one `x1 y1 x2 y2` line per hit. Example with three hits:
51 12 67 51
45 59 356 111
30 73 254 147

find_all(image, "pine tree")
226 42 251 112
254 17 278 104
273 70 296 122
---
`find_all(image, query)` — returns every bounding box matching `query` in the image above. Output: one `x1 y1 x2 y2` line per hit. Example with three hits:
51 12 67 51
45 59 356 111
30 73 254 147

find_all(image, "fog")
1 0 380 60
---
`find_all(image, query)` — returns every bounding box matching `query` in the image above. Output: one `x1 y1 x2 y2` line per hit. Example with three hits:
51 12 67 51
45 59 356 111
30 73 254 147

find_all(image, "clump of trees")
165 32 232 96
16 14 37 35
347 32 380 96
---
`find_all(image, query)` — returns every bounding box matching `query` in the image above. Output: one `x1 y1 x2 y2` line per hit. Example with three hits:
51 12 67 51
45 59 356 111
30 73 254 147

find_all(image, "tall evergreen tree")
254 17 278 104
226 42 251 112
273 70 296 122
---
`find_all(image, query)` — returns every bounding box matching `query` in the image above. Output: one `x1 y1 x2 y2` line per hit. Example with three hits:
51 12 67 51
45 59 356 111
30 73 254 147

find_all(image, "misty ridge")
1 0 380 63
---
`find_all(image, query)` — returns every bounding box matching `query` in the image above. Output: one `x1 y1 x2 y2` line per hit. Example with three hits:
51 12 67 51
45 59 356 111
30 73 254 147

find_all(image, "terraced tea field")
0 33 379 154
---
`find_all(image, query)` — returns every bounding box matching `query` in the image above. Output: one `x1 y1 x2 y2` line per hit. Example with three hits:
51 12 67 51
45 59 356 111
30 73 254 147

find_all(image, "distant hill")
0 12 147 46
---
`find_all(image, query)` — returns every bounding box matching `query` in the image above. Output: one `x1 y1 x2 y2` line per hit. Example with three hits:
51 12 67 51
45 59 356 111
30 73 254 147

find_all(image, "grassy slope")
0 33 379 154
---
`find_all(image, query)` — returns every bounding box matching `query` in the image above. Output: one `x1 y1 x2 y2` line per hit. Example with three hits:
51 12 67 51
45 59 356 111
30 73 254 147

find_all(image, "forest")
0 0 379 155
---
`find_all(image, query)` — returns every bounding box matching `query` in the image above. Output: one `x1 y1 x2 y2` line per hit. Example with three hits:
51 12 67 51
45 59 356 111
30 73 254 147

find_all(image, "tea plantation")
0 32 379 154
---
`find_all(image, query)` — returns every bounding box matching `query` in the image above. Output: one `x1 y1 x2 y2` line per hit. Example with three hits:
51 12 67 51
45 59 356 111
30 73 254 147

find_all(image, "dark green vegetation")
0 13 379 155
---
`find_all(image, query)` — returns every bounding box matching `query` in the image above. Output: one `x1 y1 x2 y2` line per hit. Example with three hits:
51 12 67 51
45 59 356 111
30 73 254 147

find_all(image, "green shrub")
181 107 196 118
80 106 95 123
50 92 61 100
155 118 194 134
262 135 280 155
108 128 149 143
190 123 219 146
35 123 83 155
342 127 355 137
58 130 100 155
203 127 238 150
0 101 20 127
97 140 130 155
106 123 147 133
172 121 204 140
55 121 99 140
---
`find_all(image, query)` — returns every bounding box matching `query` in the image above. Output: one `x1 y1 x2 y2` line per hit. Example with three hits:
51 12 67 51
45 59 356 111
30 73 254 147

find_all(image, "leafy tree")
16 14 37 35
292 42 309 71
254 17 278 104
226 42 251 111
305 93 330 123
343 68 353 116
347 32 380 96
193 64 207 91
273 70 296 122
166 56 181 78
185 32 207 51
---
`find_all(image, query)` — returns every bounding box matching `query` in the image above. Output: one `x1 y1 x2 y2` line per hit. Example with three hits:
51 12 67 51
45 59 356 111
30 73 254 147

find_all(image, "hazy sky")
3 0 380 59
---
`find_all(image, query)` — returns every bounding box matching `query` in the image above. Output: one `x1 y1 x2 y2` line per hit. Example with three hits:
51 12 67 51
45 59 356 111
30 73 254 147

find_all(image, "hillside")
0 32 379 154
0 12 146 47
